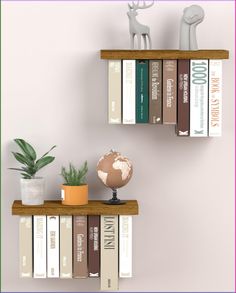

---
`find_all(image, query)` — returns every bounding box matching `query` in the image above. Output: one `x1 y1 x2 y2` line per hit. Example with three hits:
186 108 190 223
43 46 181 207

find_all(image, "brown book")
177 60 190 136
163 60 177 124
73 216 88 278
149 60 162 124
88 216 100 278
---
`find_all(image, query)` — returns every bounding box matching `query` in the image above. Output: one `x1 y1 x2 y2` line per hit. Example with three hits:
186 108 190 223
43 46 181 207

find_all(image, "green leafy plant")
61 161 88 186
9 138 56 179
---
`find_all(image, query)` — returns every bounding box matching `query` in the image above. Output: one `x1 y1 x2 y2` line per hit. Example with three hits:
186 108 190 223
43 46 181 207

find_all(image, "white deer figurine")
127 1 154 50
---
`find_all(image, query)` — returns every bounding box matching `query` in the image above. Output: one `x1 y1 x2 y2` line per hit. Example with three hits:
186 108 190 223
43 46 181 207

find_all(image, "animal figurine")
127 1 154 50
179 5 205 51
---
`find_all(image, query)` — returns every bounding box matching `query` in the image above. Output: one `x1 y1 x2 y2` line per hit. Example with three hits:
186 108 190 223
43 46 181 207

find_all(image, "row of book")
19 215 132 290
108 59 222 137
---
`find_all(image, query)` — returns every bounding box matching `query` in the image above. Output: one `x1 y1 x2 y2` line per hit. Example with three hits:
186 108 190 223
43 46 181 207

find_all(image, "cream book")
122 60 136 124
19 216 32 278
108 60 121 124
33 215 47 278
190 60 209 137
119 215 132 278
60 215 73 278
100 215 118 291
47 215 59 278
209 60 222 137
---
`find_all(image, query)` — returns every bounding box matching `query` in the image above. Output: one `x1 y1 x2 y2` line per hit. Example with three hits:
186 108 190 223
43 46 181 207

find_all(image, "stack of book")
19 215 132 290
108 59 222 137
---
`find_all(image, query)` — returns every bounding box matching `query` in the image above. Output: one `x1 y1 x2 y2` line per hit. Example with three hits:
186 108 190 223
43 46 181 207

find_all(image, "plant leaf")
35 156 55 171
9 168 25 171
20 173 32 179
39 145 56 160
14 139 37 161
12 152 33 166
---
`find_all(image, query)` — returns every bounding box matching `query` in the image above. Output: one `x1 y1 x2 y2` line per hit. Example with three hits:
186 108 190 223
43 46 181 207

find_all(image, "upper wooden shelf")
12 200 139 216
100 49 229 60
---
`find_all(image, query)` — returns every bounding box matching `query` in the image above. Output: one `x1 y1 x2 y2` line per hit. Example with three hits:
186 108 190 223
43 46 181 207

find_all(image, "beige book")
108 60 121 124
19 216 32 278
100 215 118 291
60 216 72 278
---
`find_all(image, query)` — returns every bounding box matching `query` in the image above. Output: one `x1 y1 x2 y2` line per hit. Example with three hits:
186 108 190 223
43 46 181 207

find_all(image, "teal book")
136 60 149 123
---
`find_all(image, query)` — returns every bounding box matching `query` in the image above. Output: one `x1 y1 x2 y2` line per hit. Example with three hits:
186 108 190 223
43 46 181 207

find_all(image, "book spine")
19 216 32 278
33 215 47 278
177 60 190 136
209 60 222 137
122 60 136 124
136 60 149 123
60 216 72 278
163 60 177 124
88 216 100 278
119 216 132 278
100 215 119 291
47 215 59 278
73 216 88 278
149 60 162 124
190 60 209 137
108 60 122 124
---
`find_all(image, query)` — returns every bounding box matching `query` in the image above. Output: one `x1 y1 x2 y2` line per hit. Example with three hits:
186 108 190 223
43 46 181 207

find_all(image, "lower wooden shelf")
12 200 139 216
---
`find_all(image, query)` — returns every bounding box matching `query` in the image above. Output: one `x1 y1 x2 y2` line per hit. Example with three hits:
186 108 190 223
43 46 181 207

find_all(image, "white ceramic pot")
20 178 45 205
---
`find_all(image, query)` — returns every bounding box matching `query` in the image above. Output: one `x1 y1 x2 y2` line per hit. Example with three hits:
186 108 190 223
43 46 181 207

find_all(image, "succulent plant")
61 161 88 186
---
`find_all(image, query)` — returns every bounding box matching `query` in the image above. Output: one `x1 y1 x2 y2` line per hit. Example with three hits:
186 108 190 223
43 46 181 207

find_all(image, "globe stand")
104 188 126 205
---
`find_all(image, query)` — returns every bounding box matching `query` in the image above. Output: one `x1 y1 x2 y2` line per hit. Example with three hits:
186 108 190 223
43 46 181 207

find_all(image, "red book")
177 60 190 136
88 216 100 277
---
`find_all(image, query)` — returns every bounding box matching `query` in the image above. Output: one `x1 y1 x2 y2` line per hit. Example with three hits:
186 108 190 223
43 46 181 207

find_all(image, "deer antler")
131 0 154 10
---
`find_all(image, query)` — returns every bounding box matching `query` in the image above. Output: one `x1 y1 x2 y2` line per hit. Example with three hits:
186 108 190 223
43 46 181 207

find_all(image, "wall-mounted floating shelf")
100 49 229 60
11 200 139 216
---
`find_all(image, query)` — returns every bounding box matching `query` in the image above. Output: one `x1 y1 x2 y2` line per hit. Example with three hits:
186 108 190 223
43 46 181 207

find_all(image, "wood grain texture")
12 200 139 216
100 50 229 60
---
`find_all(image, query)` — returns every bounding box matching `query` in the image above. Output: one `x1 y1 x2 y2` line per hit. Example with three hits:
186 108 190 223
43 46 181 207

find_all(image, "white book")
33 215 47 278
100 215 118 291
108 60 121 124
19 216 32 278
209 60 222 137
122 60 136 124
190 59 209 137
60 216 73 278
47 216 59 278
119 216 132 278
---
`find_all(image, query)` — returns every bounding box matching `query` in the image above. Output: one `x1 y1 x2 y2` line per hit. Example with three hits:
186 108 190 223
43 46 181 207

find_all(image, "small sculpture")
127 1 154 50
179 5 205 51
97 150 133 205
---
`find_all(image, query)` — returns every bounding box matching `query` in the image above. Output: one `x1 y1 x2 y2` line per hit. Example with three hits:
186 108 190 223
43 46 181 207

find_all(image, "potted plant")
9 138 56 205
60 162 88 206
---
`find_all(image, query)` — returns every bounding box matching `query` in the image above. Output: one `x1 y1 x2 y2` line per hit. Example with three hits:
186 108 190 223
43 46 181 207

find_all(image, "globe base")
103 188 126 205
104 198 126 205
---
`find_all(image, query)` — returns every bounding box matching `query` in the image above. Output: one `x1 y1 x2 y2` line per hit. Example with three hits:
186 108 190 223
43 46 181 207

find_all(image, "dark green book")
136 60 149 123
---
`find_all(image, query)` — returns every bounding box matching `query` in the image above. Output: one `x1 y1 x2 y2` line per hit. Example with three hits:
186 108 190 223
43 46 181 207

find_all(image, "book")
177 60 190 136
163 60 177 124
209 60 222 137
108 60 122 124
60 216 73 278
123 60 136 124
47 215 59 278
190 59 209 137
136 60 149 123
73 216 88 278
19 216 32 278
33 215 47 278
149 60 162 124
100 215 119 291
88 216 100 278
119 216 132 278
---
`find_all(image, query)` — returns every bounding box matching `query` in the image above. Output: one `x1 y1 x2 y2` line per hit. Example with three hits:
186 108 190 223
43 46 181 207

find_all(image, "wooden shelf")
100 49 229 60
12 200 139 216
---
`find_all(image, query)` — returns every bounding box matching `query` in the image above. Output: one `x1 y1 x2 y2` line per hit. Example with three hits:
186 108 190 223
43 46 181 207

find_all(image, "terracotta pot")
61 184 88 205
